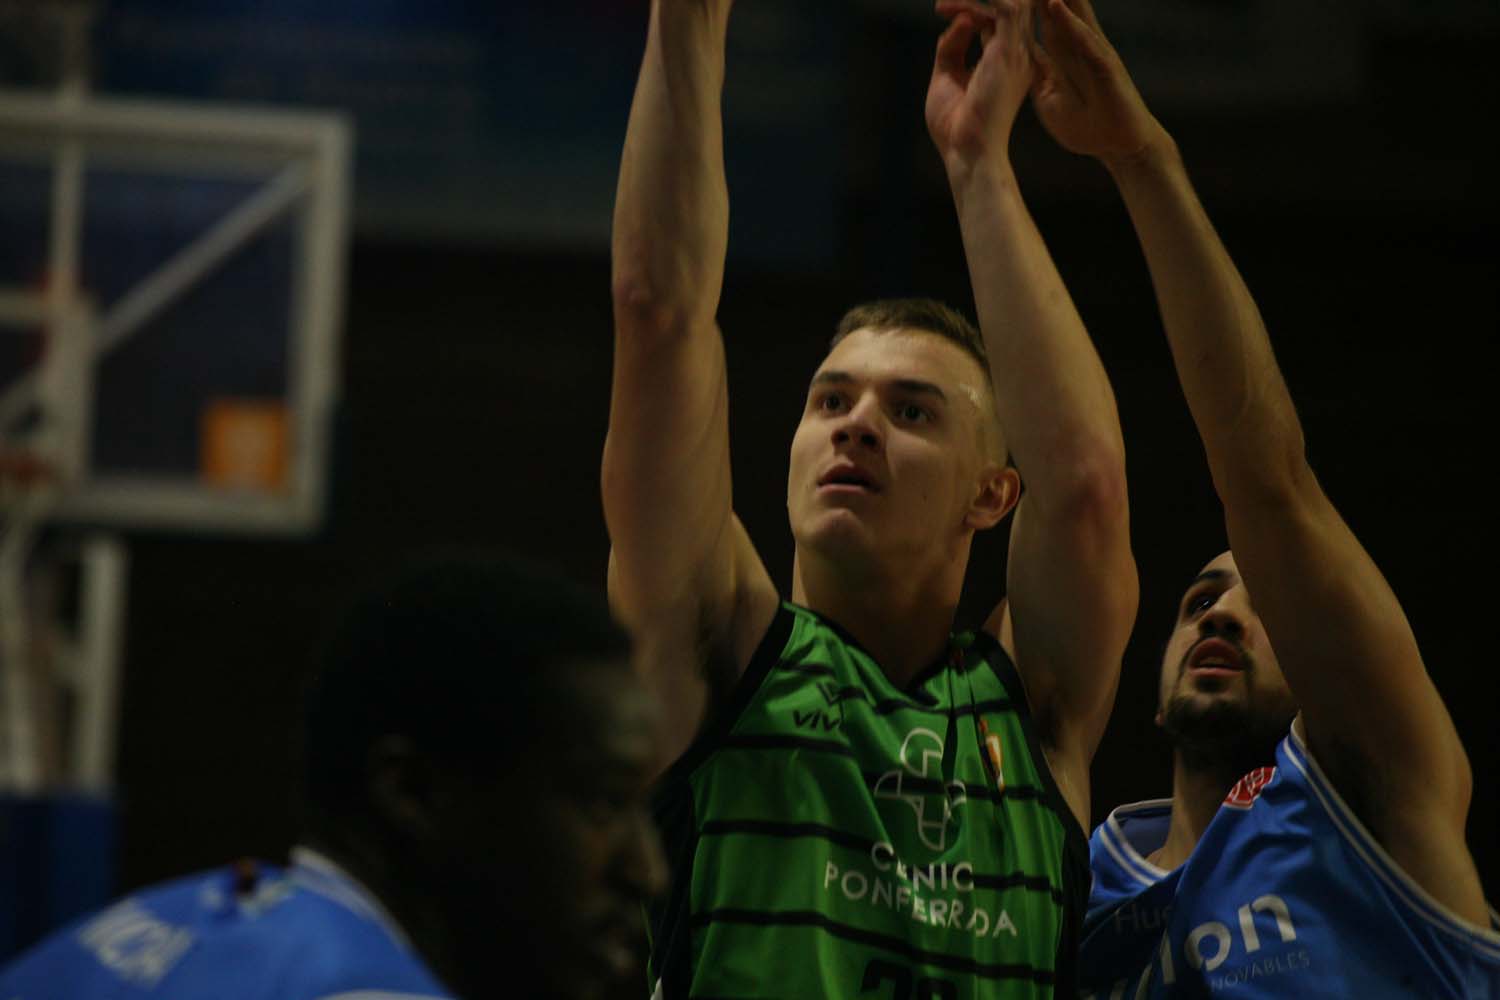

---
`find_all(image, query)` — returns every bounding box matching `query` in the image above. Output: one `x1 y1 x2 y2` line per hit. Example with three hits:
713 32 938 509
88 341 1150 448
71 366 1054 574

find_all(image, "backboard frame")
0 90 350 535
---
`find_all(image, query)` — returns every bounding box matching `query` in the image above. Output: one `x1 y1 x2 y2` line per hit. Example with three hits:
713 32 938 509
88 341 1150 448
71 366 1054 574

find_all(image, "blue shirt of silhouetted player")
0 847 451 1000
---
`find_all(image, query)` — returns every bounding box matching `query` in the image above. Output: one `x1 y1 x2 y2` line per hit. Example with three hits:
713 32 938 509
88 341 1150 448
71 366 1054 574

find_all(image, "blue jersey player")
0 851 450 1000
1021 0 1500 994
0 556 668 1000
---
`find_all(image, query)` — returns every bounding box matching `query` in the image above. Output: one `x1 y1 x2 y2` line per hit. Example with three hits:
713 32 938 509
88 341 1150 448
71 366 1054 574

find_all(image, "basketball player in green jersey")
606 1 1135 996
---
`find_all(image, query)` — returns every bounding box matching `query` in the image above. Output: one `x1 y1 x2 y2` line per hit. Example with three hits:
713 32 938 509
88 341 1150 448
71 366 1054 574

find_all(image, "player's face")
451 662 667 1000
1157 551 1297 738
531 665 667 998
787 327 1001 571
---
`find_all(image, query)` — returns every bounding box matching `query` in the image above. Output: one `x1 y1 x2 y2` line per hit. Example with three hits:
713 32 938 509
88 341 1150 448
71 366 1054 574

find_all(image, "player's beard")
1162 688 1295 785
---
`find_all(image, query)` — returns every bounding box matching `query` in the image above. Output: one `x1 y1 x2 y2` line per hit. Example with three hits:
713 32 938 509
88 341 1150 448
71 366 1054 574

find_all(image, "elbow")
1052 443 1131 530
1029 444 1135 572
610 238 709 346
1205 390 1316 506
612 269 686 341
1209 426 1317 511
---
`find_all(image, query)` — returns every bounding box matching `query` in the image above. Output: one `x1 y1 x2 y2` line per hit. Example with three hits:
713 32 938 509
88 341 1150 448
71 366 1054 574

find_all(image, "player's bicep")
602 323 779 767
1000 481 1137 762
609 516 778 772
1224 484 1470 806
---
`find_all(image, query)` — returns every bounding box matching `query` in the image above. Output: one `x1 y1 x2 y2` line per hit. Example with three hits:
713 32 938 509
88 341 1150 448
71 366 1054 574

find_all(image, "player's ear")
966 463 1020 531
367 735 443 843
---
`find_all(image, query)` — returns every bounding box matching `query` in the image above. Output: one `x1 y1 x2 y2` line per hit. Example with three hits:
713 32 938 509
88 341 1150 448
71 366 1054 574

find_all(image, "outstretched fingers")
933 9 982 82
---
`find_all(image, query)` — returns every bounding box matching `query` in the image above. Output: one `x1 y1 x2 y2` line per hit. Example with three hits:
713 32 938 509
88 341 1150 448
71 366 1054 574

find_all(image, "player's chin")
1166 688 1249 725
1180 668 1247 696
548 910 649 999
558 939 644 1000
812 500 884 534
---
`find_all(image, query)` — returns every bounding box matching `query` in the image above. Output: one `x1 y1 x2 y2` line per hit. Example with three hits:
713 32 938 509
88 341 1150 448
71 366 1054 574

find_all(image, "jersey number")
862 959 958 999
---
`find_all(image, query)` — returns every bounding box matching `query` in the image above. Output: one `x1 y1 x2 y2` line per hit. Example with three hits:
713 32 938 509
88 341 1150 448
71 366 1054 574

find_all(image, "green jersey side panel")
648 603 1089 999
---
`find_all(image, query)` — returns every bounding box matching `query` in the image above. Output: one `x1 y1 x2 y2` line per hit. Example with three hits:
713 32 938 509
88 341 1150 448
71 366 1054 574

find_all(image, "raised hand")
926 0 1037 174
1029 0 1166 166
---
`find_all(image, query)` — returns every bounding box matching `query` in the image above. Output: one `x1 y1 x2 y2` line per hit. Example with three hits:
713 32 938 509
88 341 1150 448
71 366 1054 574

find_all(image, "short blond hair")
829 298 1006 464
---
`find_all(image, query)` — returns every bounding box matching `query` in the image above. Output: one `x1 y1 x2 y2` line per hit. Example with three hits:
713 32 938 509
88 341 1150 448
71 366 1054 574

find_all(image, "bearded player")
1013 0 1500 994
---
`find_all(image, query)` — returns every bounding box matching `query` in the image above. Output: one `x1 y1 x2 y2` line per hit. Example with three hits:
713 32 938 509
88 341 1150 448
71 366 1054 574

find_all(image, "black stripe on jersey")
779 660 836 677
712 735 1059 813
970 871 1065 903
857 769 1050 809
699 820 1064 902
712 739 1061 817
688 909 1055 983
772 668 1001 717
718 733 858 757
822 684 872 706
701 819 872 852
868 697 1015 717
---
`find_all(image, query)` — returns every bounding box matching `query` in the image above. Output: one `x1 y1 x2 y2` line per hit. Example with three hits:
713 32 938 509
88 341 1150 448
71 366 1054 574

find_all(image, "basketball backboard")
0 91 350 534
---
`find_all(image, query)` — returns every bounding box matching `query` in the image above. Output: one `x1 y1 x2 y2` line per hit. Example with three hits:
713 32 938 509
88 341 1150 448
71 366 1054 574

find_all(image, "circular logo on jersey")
873 727 968 851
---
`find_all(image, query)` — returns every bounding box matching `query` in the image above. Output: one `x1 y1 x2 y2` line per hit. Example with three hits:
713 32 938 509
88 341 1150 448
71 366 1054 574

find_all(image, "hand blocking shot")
608 1 1135 997
1014 1 1500 995
0 557 667 1000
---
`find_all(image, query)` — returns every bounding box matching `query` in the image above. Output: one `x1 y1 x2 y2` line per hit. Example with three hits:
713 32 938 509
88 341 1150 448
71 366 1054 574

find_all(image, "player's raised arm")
926 0 1137 822
1031 0 1484 919
605 0 777 769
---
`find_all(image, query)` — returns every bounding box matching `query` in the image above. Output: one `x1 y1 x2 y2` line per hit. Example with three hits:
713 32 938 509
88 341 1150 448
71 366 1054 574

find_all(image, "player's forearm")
1107 137 1308 500
950 162 1126 506
612 0 732 338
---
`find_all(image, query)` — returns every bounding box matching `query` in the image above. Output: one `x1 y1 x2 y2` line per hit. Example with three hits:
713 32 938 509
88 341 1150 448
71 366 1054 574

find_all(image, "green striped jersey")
648 602 1089 998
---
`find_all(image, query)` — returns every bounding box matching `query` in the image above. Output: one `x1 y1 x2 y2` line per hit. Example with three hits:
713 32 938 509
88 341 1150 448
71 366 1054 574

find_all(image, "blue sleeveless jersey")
1081 727 1500 998
0 847 452 1000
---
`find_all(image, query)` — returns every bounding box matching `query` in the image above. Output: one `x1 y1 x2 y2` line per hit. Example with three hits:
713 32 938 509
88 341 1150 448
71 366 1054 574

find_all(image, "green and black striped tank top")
648 602 1090 998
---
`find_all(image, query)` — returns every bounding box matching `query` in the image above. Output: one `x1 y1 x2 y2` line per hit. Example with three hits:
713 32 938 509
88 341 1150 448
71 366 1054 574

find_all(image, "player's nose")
831 393 883 452
1197 601 1246 642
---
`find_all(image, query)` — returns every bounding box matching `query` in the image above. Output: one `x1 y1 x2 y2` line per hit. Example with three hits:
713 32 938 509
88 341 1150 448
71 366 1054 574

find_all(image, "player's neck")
791 548 959 688
1151 753 1236 871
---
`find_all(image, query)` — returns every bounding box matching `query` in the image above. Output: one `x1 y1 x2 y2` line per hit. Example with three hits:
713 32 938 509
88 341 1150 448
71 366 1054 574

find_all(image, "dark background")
2 0 1496 924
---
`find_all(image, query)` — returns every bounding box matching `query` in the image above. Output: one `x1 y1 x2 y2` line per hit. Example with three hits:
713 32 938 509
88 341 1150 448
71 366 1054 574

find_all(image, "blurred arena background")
1 0 1495 960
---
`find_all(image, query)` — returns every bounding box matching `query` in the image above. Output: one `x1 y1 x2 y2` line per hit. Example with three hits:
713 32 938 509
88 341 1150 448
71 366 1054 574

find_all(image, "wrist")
1102 126 1179 185
946 156 1018 205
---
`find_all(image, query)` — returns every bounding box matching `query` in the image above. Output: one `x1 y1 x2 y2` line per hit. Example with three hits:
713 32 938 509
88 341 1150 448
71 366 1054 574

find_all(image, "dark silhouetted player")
0 556 667 999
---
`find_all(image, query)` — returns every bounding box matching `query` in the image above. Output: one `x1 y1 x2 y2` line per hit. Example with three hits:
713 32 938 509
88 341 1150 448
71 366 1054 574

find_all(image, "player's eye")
1182 590 1217 618
817 392 846 413
895 402 931 424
